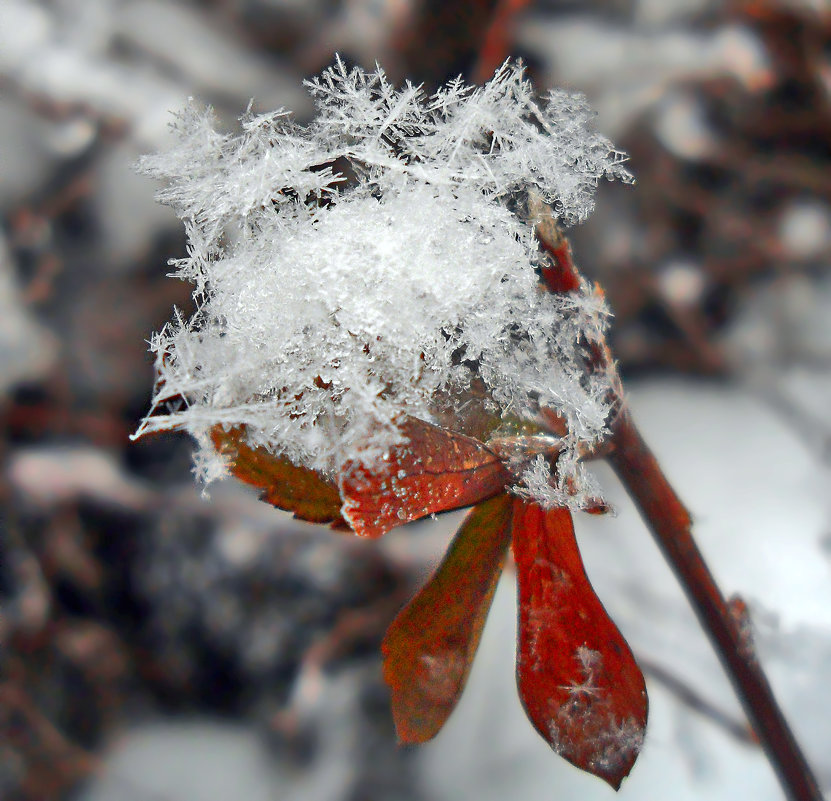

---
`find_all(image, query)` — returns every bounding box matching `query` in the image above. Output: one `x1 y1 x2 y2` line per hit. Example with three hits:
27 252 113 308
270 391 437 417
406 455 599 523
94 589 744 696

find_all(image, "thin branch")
532 208 823 799
638 657 756 746
606 407 824 801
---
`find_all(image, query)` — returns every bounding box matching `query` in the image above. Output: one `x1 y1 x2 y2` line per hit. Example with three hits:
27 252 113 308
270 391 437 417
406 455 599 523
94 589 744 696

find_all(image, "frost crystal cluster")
135 58 630 506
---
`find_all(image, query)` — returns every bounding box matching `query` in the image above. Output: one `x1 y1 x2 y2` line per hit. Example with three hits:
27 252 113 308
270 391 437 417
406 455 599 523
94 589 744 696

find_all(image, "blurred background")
2 1 830 799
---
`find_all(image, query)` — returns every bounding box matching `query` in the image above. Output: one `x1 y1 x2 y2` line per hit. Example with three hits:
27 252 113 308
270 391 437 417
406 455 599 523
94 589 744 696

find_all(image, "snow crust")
135 59 629 504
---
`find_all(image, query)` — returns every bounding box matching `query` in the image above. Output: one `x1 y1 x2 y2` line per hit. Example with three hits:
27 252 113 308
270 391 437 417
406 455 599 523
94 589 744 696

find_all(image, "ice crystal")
134 58 629 505
513 451 604 510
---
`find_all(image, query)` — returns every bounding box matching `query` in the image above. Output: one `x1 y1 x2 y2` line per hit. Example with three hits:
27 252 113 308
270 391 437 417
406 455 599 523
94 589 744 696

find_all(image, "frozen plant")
133 57 629 510
135 59 822 798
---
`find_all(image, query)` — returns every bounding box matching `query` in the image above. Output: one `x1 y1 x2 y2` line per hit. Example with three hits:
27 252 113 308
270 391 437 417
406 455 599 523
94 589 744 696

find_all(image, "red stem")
607 408 823 801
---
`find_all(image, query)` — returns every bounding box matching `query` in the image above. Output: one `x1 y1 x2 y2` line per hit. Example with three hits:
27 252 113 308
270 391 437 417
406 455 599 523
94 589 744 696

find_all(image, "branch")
531 207 822 798
606 407 824 801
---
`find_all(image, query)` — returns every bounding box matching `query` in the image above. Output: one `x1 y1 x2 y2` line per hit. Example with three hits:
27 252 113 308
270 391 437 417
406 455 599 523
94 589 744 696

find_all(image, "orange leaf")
340 417 512 538
211 425 347 527
513 499 647 789
382 493 514 742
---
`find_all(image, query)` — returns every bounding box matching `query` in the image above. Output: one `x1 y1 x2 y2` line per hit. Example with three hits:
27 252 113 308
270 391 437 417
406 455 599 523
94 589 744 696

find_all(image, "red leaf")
382 493 514 742
340 417 512 538
211 425 347 527
513 499 647 789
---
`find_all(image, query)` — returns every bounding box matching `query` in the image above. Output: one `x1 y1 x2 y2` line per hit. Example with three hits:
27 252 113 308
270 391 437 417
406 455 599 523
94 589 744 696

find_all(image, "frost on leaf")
512 499 647 788
513 451 607 512
133 58 628 510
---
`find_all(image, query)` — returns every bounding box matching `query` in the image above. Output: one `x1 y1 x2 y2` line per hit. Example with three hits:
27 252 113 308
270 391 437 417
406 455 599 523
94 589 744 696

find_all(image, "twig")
606 407 824 801
638 657 756 746
532 207 823 799
471 0 533 85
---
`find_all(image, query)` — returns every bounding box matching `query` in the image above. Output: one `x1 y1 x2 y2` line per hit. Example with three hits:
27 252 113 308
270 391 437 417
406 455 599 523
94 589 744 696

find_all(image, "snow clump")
134 58 630 508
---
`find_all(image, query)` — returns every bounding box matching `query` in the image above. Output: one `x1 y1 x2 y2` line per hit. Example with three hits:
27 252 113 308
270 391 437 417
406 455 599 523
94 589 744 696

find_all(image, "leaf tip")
513 501 647 788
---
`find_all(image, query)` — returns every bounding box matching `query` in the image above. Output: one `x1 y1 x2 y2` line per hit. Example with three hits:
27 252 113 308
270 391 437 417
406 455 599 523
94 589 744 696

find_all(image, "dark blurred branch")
638 657 756 746
395 0 501 87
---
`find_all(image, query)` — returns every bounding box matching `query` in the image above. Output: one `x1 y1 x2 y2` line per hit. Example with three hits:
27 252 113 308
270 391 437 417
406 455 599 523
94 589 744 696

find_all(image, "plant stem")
607 407 823 801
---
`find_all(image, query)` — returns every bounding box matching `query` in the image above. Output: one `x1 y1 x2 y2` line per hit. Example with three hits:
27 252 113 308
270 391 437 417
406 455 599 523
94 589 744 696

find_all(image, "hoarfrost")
513 452 604 510
547 713 644 776
548 646 644 779
560 646 603 700
134 58 629 505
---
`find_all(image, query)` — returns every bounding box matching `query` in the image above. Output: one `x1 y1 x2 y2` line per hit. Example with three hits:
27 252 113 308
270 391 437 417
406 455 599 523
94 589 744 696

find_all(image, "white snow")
135 61 628 507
